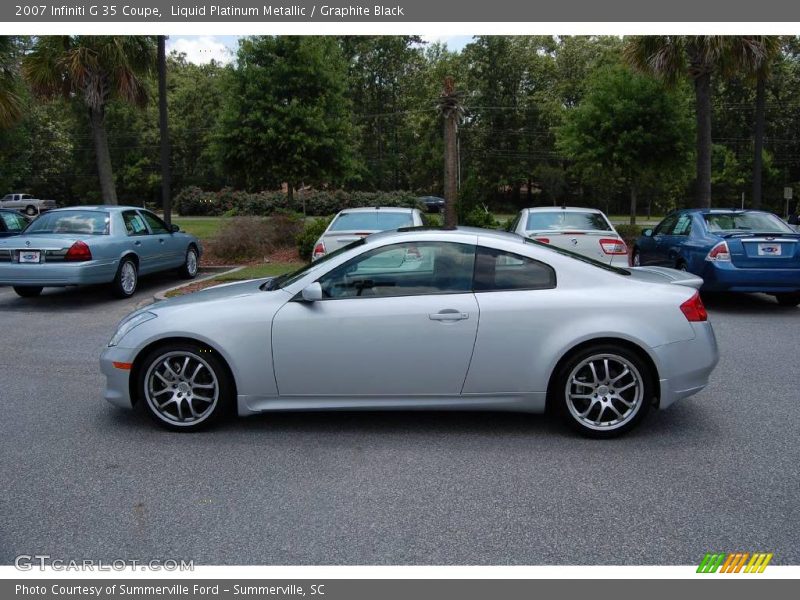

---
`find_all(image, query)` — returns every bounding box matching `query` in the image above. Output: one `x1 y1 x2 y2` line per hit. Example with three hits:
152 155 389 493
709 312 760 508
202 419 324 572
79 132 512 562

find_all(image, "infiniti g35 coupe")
0 206 201 298
102 227 719 437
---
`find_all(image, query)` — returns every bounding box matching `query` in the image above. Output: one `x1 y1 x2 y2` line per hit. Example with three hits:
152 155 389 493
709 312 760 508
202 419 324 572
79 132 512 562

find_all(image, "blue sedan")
632 209 800 306
0 206 201 298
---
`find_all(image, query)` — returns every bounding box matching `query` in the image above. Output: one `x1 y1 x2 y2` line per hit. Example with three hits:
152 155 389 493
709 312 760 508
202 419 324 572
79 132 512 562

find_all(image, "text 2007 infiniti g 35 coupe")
101 227 719 437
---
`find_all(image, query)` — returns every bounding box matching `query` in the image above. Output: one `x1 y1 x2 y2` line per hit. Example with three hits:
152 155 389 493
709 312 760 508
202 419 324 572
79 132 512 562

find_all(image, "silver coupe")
101 227 719 437
0 206 201 298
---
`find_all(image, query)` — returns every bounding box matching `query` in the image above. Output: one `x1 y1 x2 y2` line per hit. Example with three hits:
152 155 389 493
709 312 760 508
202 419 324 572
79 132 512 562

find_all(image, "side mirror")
642 228 653 237
170 224 180 233
301 282 323 302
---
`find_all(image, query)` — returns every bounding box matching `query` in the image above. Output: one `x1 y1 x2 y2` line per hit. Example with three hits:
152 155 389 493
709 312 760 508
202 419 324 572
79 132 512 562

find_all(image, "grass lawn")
172 217 226 241
215 263 301 281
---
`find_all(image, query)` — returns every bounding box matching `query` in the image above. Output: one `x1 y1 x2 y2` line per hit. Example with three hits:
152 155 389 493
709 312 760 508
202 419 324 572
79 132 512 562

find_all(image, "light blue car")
0 205 201 298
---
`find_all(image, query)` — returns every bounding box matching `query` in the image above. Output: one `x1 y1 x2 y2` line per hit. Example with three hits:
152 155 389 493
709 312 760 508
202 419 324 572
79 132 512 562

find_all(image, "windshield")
263 239 367 291
23 210 110 235
524 237 630 275
703 212 793 234
526 211 612 232
329 211 414 232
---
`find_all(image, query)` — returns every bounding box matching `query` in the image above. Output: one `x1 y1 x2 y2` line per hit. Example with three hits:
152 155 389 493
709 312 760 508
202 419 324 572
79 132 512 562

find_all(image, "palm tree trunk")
443 111 458 228
629 182 637 225
694 72 713 209
752 73 766 210
88 106 118 205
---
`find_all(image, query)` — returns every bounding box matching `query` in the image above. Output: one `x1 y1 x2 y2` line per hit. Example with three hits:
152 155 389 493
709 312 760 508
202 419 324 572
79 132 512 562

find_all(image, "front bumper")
701 261 800 293
100 346 136 409
0 259 117 286
652 321 719 409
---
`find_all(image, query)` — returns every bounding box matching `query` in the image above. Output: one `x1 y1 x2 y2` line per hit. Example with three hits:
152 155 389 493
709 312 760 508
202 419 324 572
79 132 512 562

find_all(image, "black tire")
137 342 233 431
631 249 641 267
554 344 654 439
111 257 138 298
177 245 199 279
24 205 37 216
13 285 43 297
774 293 800 307
676 261 688 272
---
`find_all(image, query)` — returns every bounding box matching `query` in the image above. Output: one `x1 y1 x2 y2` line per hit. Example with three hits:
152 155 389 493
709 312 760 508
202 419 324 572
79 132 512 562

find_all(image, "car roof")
677 208 771 215
337 206 416 214
370 226 525 245
49 205 145 212
526 206 605 214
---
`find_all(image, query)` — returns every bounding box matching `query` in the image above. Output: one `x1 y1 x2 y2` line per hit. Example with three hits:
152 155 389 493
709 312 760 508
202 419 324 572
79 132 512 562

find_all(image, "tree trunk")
694 72 713 209
287 184 294 209
443 112 458 228
752 72 766 210
88 106 118 205
629 182 637 225
158 35 172 225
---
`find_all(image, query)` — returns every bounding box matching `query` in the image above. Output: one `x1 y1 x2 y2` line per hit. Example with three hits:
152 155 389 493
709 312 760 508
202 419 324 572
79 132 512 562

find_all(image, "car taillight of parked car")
599 238 628 255
534 237 550 244
705 241 731 262
312 241 326 261
64 241 92 262
680 291 708 322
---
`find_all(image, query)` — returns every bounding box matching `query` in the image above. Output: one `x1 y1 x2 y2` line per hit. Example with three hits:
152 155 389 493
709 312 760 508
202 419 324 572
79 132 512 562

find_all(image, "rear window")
526 211 611 232
24 210 110 235
703 212 793 234
329 211 414 232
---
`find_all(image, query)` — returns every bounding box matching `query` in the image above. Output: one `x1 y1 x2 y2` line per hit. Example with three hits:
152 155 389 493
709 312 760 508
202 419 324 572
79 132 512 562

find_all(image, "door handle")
429 309 469 321
158 238 165 243
134 241 141 246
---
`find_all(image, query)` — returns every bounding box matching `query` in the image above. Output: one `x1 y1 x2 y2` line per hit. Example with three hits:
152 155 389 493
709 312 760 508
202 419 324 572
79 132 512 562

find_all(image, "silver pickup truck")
0 193 57 216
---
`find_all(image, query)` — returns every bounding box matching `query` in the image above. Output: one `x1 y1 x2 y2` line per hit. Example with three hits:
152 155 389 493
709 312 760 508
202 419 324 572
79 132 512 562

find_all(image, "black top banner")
5 0 800 22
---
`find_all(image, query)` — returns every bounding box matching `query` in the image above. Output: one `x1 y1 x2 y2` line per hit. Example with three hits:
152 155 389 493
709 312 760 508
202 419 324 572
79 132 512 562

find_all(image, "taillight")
312 241 326 261
706 241 730 262
534 237 550 244
599 238 628 255
65 241 92 262
680 292 708 322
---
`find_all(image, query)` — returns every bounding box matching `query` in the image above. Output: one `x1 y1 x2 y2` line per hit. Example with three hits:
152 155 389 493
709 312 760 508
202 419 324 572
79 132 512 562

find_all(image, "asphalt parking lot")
0 279 798 565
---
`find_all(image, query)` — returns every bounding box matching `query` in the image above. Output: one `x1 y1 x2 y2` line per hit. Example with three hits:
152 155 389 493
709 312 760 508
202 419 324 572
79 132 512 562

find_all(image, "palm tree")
624 36 773 209
745 37 782 209
0 37 24 128
23 36 155 204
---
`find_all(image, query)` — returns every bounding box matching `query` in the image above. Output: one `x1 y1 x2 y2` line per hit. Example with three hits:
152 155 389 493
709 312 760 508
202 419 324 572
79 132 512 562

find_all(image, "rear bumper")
652 322 719 409
100 346 136 409
0 259 117 286
701 261 800 293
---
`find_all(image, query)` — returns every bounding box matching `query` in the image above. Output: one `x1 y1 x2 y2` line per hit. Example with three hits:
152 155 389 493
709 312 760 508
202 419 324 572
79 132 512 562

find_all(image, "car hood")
628 266 704 289
152 278 283 310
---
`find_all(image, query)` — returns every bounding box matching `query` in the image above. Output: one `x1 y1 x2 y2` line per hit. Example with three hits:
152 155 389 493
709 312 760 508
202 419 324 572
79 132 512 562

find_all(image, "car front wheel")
138 343 232 431
556 344 653 438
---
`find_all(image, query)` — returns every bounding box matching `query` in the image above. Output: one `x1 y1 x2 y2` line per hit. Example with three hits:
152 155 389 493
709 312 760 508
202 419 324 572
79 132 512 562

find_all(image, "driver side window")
654 214 679 235
318 242 475 299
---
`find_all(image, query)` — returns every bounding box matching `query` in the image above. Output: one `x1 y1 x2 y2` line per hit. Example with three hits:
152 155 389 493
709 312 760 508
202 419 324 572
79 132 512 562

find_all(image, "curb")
153 266 245 302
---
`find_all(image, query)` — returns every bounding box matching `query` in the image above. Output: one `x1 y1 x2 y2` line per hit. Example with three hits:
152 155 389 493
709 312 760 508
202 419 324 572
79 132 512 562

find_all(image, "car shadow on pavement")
702 291 798 314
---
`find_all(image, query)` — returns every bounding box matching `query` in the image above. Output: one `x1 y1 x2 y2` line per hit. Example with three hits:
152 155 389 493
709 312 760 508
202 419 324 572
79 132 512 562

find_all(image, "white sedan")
510 206 629 267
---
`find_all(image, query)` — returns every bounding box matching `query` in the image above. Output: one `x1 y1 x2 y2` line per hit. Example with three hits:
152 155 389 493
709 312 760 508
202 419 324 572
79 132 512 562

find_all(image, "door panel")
272 294 479 396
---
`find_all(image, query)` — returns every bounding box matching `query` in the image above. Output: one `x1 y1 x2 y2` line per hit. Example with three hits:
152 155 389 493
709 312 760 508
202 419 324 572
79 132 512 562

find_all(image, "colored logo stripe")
697 552 773 573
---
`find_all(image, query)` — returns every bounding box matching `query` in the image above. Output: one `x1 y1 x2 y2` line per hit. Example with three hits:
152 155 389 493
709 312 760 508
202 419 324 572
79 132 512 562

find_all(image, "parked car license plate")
19 250 41 263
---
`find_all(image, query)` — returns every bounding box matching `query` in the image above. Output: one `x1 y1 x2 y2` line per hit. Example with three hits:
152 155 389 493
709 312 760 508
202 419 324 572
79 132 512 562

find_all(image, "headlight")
108 311 157 347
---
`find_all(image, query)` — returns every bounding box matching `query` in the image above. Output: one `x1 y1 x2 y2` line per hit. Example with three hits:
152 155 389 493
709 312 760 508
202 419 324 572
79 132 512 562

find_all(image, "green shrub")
421 213 442 227
296 216 334 261
462 205 499 229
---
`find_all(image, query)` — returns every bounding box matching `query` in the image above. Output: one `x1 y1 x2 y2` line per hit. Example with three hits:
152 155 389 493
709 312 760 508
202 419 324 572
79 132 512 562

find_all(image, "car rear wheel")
556 344 653 438
138 343 232 431
631 249 641 267
178 246 199 279
774 293 800 307
13 286 43 297
24 205 37 216
111 258 138 298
